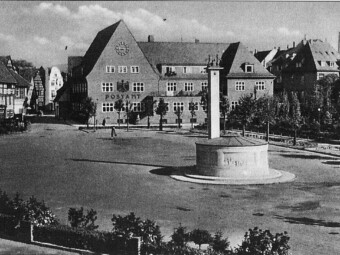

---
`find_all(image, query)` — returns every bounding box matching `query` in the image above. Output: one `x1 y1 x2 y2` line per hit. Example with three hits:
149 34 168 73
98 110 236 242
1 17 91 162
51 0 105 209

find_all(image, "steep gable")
223 43 275 78
0 61 16 84
80 20 121 77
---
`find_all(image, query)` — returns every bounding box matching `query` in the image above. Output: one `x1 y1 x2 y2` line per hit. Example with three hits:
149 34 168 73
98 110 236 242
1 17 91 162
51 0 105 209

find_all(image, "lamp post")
318 107 321 132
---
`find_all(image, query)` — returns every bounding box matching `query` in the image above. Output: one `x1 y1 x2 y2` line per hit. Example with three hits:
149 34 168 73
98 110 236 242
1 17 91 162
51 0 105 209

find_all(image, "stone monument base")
171 168 295 185
170 134 295 185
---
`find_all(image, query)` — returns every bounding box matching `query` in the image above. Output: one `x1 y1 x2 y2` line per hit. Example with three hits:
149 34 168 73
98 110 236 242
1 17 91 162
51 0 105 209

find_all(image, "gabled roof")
138 41 230 71
222 42 275 78
254 50 271 63
80 20 121 76
0 61 16 84
308 39 340 71
8 69 32 88
282 39 340 73
138 41 274 79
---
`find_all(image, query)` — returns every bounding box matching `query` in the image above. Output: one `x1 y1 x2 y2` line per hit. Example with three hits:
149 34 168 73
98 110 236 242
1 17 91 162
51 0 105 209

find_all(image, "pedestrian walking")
111 126 117 139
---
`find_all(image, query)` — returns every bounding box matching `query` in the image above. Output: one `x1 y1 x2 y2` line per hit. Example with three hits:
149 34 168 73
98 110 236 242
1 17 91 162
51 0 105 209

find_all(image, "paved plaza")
1 120 340 254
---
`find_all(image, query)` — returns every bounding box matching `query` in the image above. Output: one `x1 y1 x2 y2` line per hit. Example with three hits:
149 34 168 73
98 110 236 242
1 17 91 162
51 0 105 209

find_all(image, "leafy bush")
189 228 212 249
111 212 162 253
0 190 58 226
208 231 231 254
235 227 290 255
68 207 98 230
170 224 190 248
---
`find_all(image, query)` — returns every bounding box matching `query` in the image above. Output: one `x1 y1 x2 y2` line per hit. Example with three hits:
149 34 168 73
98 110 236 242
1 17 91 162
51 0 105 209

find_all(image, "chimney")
148 35 154 42
293 41 295 48
195 38 199 43
303 34 307 45
287 44 289 49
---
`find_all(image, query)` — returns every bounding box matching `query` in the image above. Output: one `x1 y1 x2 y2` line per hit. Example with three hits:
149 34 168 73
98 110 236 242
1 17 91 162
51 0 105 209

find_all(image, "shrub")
189 228 212 249
0 190 58 227
170 224 190 248
68 207 98 230
111 212 162 253
235 227 290 255
208 231 231 254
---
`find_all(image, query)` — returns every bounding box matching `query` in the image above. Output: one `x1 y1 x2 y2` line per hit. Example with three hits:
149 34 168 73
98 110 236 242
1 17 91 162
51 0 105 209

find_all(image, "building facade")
0 60 16 120
69 20 274 125
269 39 340 92
44 67 64 111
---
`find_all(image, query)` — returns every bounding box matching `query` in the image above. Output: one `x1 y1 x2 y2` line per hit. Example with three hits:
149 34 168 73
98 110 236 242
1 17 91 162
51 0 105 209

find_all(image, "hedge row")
34 224 138 253
0 214 18 236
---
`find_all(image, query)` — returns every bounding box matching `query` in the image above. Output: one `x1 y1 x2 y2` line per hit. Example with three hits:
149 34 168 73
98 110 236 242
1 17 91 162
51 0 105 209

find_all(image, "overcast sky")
0 1 339 68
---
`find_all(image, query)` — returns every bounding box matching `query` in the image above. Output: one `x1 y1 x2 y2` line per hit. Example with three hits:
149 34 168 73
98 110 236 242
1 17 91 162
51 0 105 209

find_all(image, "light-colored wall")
226 78 274 104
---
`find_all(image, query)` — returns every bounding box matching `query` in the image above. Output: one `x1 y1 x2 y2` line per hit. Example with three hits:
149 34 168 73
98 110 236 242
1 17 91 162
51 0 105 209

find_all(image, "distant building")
269 38 340 92
0 60 16 120
66 20 274 125
44 66 64 111
32 70 45 111
254 48 280 69
0 56 32 115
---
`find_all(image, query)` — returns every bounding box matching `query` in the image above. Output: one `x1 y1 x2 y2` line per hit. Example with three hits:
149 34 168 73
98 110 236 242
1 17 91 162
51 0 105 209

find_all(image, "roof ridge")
138 41 238 45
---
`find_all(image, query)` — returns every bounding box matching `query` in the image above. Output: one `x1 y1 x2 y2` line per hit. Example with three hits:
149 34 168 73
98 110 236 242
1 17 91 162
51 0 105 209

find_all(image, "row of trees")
79 74 340 138
199 74 340 144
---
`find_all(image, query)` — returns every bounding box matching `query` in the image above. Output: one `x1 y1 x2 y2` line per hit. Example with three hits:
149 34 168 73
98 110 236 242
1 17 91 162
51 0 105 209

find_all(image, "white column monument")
207 58 223 139
170 55 295 184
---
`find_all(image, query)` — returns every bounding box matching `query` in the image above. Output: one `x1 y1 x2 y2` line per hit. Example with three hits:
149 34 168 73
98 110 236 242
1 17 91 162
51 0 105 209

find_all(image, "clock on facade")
115 42 129 56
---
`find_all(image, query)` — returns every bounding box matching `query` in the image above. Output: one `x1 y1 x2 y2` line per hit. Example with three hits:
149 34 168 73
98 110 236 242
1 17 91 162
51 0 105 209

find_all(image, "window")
118 66 128 73
296 62 302 68
318 61 326 67
255 81 265 90
175 119 182 124
235 81 245 91
132 82 144 92
102 82 114 92
231 101 238 110
51 90 56 97
167 82 177 92
245 64 254 73
165 66 174 73
200 67 207 74
184 82 194 91
201 82 208 91
106 66 115 73
189 102 199 111
330 62 335 67
131 66 140 73
190 118 197 123
173 102 184 112
132 102 145 112
183 67 191 74
51 81 55 86
318 73 325 80
15 88 19 97
102 102 114 112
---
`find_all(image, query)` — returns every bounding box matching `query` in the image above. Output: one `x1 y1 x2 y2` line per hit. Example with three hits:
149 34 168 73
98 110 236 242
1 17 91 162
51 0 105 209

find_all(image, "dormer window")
330 62 335 67
245 64 254 73
183 67 191 74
